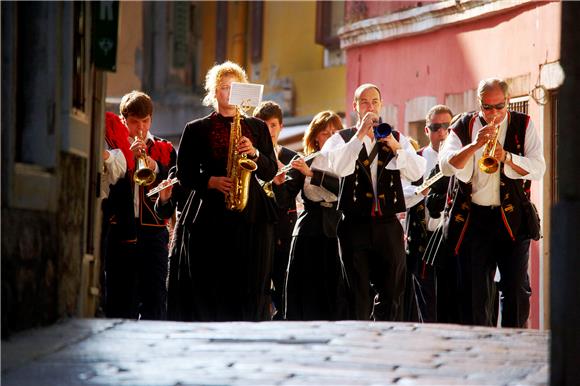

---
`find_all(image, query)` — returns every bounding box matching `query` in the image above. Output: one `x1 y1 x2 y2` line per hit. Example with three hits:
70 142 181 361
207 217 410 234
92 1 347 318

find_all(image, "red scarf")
105 112 135 172
149 140 173 167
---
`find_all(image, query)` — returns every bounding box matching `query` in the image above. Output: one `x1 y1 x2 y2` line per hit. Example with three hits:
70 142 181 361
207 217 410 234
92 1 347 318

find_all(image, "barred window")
508 96 529 115
172 3 190 68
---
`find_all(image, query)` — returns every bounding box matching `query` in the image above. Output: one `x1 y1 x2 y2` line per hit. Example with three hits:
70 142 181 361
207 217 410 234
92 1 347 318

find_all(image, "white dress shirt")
402 145 442 231
102 148 127 199
439 112 545 206
319 128 426 198
303 155 339 203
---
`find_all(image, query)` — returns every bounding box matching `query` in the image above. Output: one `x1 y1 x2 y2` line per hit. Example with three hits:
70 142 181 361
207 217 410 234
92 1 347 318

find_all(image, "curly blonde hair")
202 61 248 111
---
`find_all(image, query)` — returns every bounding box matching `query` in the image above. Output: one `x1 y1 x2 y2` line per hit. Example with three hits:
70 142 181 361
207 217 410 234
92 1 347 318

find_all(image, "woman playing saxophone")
171 61 278 322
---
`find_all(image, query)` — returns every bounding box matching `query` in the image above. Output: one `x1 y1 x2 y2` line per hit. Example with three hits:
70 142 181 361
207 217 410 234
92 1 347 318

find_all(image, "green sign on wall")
92 1 119 72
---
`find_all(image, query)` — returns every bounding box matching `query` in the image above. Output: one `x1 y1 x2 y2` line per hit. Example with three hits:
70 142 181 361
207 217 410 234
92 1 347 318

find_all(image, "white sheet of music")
229 82 264 107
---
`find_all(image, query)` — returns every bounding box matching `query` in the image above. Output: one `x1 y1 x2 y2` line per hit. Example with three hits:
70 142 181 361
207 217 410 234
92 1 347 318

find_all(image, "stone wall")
1 153 86 338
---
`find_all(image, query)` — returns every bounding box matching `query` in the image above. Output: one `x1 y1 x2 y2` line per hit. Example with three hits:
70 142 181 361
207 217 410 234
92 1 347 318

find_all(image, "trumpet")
275 151 321 177
134 131 156 186
478 119 501 174
146 178 178 197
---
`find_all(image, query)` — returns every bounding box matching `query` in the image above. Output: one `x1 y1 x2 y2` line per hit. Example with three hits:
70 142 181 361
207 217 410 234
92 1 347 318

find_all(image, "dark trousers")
105 224 169 320
338 215 406 321
458 204 531 327
271 236 292 319
414 259 437 322
436 255 462 324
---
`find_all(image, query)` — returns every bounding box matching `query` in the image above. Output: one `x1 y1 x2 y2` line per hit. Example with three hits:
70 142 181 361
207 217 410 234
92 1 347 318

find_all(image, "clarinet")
146 178 179 197
413 171 445 195
275 151 321 177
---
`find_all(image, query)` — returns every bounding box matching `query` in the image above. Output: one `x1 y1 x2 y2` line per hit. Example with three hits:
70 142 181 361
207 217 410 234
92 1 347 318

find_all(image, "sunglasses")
428 122 450 131
481 102 507 110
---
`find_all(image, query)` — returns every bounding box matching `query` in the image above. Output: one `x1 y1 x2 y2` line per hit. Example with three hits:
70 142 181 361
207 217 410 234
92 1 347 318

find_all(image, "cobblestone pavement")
1 318 548 385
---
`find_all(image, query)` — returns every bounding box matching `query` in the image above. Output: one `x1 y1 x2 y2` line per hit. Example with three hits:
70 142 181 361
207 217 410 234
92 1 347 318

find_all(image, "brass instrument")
478 119 501 174
134 132 156 186
225 106 258 211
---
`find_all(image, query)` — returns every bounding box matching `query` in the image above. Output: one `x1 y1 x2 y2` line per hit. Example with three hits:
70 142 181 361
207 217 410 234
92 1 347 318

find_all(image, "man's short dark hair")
253 100 283 124
120 91 153 119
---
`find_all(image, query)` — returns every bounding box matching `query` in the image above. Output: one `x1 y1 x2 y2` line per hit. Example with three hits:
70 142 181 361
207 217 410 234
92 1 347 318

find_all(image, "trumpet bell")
134 157 156 186
478 156 499 174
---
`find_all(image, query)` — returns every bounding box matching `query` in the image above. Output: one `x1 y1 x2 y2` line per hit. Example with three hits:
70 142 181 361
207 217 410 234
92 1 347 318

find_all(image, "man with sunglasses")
403 105 454 323
439 78 545 328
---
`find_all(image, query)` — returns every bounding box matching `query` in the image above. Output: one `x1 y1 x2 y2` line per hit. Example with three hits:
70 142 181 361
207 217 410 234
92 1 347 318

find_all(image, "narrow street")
2 318 548 385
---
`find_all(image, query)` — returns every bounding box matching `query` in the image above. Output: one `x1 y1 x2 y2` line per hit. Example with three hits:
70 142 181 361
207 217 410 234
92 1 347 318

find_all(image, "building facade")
106 1 347 150
338 0 562 329
1 2 112 335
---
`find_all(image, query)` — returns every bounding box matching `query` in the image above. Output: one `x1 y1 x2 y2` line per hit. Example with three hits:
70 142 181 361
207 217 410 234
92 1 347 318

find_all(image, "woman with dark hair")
284 111 349 320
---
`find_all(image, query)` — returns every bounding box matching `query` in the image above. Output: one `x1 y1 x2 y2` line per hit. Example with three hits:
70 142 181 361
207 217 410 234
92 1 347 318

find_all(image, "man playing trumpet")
102 91 176 321
439 78 545 327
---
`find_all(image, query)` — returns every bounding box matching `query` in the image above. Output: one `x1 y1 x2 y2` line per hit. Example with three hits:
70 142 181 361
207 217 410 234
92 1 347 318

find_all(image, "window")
316 1 345 49
250 2 263 63
550 92 558 203
172 3 190 68
15 2 56 167
408 120 428 149
73 2 86 112
316 1 345 67
508 96 529 115
215 2 227 63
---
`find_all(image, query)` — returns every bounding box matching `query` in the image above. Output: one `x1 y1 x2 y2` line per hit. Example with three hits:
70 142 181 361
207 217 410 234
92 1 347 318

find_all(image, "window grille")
508 96 529 114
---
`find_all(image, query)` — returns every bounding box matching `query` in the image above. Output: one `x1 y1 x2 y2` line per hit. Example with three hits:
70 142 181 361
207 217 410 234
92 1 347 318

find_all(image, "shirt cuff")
249 149 260 160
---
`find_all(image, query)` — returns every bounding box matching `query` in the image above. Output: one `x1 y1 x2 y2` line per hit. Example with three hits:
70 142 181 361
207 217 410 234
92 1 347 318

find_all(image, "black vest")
444 111 531 254
337 127 406 221
271 146 300 240
405 147 428 257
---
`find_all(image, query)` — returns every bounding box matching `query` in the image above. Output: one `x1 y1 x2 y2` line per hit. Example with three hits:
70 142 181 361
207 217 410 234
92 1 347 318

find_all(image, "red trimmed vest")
443 111 532 255
338 127 406 221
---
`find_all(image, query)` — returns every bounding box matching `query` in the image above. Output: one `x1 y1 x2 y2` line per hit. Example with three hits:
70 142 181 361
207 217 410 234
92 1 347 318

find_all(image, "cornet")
134 131 156 186
478 118 500 174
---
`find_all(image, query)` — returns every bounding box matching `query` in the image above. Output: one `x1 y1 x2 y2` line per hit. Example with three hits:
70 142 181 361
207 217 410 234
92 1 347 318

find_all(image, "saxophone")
225 107 258 211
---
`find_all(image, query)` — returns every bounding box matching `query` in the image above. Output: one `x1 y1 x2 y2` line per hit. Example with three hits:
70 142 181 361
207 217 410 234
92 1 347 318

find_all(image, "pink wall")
344 1 560 329
345 2 561 130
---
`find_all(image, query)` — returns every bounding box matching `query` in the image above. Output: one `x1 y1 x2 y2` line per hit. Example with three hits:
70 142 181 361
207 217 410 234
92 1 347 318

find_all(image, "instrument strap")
367 142 380 166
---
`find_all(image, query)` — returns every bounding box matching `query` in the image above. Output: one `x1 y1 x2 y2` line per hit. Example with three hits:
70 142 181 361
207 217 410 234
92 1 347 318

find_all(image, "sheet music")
228 82 264 107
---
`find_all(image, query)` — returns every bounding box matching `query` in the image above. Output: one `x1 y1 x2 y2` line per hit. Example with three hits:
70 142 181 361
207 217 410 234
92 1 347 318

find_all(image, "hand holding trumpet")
475 116 499 149
131 131 155 169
